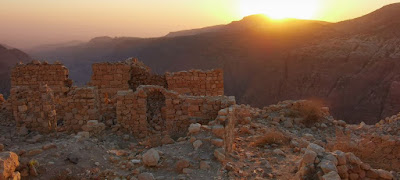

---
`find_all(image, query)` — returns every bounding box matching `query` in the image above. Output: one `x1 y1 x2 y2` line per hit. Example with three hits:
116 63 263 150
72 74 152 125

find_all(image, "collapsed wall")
297 143 396 180
10 85 57 133
333 129 400 172
116 85 235 138
129 60 167 91
166 69 224 96
88 58 168 122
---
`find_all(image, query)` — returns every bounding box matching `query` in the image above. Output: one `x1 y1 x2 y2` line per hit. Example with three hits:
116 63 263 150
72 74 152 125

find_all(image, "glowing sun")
239 0 319 20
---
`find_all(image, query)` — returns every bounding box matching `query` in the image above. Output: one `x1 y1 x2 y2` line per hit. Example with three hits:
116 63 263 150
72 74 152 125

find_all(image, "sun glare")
239 0 319 20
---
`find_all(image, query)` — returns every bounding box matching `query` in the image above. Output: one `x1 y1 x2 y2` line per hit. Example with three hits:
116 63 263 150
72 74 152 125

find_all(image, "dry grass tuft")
293 100 325 127
251 129 290 147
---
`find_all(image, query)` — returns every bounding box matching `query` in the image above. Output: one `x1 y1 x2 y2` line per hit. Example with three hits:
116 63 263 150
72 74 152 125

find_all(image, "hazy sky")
0 0 399 49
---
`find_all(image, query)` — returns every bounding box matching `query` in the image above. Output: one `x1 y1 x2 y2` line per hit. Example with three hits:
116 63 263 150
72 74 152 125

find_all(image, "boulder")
322 171 341 180
318 160 337 174
188 123 201 134
214 148 225 162
307 143 325 155
301 149 317 165
211 139 224 147
138 172 155 180
212 125 225 138
0 152 19 180
377 169 394 179
332 150 346 165
142 149 160 167
199 161 211 170
345 152 361 165
193 140 203 150
175 159 190 173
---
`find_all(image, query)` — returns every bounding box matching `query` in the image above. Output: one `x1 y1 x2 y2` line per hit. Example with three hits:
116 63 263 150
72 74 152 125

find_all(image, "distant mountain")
28 40 84 54
0 44 13 49
0 45 31 97
334 3 400 35
29 3 400 124
165 25 225 37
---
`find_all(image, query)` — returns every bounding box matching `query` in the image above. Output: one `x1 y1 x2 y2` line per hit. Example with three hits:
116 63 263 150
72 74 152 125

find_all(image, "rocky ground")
1 100 399 180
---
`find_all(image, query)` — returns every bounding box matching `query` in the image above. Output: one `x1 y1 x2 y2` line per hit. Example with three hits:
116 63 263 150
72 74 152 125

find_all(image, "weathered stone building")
5 58 233 137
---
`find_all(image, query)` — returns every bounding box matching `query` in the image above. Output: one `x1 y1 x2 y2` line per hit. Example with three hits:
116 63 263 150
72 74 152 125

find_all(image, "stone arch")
138 86 174 136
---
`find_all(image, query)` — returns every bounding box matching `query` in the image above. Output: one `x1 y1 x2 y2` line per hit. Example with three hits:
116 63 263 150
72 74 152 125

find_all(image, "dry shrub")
251 129 290 147
294 100 325 127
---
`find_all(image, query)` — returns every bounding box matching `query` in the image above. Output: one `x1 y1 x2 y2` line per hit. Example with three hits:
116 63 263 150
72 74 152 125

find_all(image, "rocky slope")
0 100 398 179
0 45 31 97
28 3 400 124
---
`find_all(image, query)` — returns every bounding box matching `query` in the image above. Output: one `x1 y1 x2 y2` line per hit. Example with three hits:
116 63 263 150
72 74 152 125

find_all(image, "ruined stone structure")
10 85 57 133
6 58 232 138
333 130 400 171
166 69 223 96
116 85 234 138
10 60 72 97
58 87 100 132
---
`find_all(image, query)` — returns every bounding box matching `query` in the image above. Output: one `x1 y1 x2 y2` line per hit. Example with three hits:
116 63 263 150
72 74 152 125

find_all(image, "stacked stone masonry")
166 69 224 96
58 87 100 132
10 60 72 97
129 59 167 91
116 85 235 138
212 105 255 155
88 61 131 121
334 131 400 172
10 85 57 133
88 58 168 122
297 143 396 180
6 58 231 137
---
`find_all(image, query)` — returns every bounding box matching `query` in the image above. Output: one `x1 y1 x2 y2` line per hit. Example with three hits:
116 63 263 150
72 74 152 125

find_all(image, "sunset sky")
0 0 399 49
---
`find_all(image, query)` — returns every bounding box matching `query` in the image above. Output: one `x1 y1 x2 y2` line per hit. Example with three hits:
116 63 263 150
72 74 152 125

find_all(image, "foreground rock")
0 152 19 180
142 149 160 167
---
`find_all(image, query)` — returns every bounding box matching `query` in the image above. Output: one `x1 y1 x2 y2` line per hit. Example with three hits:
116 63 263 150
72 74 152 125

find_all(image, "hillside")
28 3 400 124
0 45 31 97
165 24 225 37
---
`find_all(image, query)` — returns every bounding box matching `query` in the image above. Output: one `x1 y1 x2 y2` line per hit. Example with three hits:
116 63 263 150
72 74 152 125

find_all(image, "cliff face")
29 3 400 124
253 36 400 124
0 45 31 97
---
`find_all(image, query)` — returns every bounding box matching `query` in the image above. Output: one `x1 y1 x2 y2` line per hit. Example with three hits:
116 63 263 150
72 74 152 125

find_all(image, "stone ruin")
1 58 399 180
1 58 234 138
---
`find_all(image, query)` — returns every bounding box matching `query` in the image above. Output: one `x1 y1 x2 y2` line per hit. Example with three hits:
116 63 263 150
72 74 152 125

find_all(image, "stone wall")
10 61 72 97
88 58 168 122
129 59 167 91
7 58 228 136
89 61 131 121
166 69 224 96
58 87 99 132
210 105 255 155
297 143 395 180
333 131 400 172
116 85 234 138
0 94 14 126
10 85 57 133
